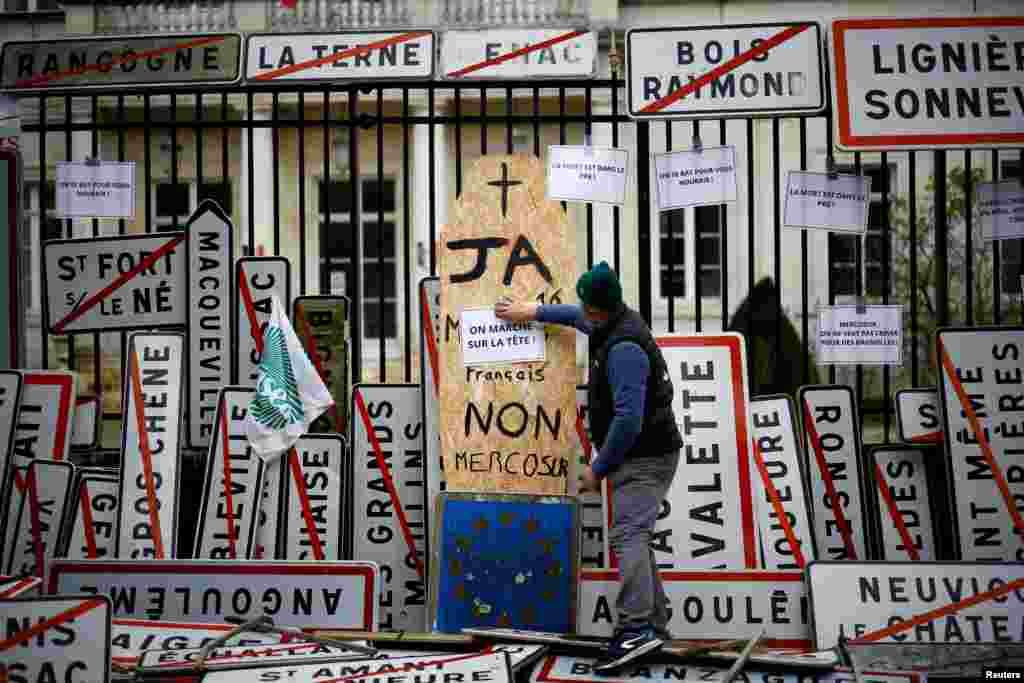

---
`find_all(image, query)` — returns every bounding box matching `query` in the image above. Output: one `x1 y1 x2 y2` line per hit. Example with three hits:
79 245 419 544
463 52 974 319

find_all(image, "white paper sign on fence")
547 146 629 205
978 180 1024 241
460 307 545 367
654 146 737 210
784 171 870 234
55 160 135 218
816 305 903 366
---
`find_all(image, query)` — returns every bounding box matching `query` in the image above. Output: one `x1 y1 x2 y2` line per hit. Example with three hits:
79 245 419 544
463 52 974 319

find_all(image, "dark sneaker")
593 627 664 673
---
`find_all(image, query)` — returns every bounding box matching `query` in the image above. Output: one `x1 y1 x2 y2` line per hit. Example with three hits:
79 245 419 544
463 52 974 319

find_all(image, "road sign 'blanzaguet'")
43 233 186 333
50 560 380 629
187 199 233 450
116 333 184 560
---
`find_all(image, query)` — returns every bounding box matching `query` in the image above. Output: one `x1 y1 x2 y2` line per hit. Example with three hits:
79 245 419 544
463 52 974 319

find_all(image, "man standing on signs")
495 261 682 672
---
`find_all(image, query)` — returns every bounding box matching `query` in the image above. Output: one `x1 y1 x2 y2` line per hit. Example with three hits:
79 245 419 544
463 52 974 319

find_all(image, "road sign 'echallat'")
626 23 824 119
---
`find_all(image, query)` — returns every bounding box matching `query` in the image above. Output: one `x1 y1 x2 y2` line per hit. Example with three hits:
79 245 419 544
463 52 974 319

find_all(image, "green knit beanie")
576 261 623 311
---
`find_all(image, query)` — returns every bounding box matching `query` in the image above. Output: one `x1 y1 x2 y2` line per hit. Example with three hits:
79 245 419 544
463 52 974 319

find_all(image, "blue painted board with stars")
431 494 579 634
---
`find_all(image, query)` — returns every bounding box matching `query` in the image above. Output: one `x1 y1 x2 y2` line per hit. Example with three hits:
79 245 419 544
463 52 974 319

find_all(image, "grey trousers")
607 450 680 633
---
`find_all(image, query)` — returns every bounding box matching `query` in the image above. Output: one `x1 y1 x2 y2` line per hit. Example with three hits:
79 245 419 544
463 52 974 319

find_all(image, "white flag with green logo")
246 294 334 460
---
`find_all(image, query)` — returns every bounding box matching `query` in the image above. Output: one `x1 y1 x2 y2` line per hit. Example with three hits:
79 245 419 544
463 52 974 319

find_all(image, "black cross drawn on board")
487 162 522 218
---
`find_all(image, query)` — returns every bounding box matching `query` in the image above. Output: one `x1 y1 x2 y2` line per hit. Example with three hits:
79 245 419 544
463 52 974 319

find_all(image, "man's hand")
578 466 601 494
494 296 538 323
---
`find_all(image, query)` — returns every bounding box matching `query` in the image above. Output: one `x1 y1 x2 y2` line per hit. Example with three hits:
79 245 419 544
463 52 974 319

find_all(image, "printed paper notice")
654 146 736 210
977 180 1024 241
784 171 870 234
55 161 135 219
547 146 629 205
816 305 903 366
461 307 545 367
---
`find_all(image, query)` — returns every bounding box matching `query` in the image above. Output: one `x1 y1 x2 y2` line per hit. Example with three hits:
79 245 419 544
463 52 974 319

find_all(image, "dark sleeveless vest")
587 306 683 464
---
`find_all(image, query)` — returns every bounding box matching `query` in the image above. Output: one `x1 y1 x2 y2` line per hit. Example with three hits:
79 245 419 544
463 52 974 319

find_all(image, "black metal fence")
16 78 1024 447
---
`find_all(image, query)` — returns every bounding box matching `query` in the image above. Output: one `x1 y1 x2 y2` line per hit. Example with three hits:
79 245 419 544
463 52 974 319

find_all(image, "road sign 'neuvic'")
626 23 824 119
831 17 1024 150
245 31 435 82
1 34 242 92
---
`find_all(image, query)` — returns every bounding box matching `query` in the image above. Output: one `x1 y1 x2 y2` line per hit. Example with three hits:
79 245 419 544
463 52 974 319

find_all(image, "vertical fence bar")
428 87 437 276
298 92 307 296
665 120 673 332
90 96 101 414
348 89 363 384
377 87 385 381
118 95 127 406
246 92 255 252
144 95 152 235
170 94 179 229
719 119 729 332
965 150 973 325
992 150 1001 325
881 152 891 442
636 120 652 324
584 86 593 270
611 80 621 275
272 93 281 255
799 118 809 384
746 119 754 297
481 86 489 156
402 87 411 382
63 95 76 376
220 92 228 249
853 152 864 431
196 93 205 212
934 151 949 328
454 88 462 197
772 118 781 359
39 95 48 370
531 86 540 159
909 151 918 387
320 89 330 295
505 86 513 154
693 120 702 333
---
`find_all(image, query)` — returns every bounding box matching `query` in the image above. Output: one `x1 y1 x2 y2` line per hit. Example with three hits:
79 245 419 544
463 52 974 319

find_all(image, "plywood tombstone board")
439 154 576 495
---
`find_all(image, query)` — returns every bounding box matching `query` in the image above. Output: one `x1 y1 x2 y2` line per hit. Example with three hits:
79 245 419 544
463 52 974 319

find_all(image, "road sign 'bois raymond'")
439 154 576 495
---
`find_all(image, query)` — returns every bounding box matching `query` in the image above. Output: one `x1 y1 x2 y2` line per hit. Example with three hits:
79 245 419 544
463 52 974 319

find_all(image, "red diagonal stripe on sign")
802 399 858 560
638 24 810 114
78 479 99 559
129 347 166 559
219 399 239 560
0 577 39 599
295 303 343 432
287 446 325 561
355 388 426 581
0 598 105 650
447 30 587 78
255 31 432 80
15 36 227 88
939 338 1024 538
873 459 921 561
852 576 1024 644
237 265 264 355
752 440 806 569
52 235 183 333
26 467 45 579
419 287 440 395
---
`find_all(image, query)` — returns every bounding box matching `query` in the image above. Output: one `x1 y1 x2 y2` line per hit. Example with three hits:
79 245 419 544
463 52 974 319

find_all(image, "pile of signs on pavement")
0 199 1021 680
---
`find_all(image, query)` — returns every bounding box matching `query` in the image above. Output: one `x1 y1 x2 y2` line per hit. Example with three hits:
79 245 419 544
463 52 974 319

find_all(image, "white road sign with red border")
895 388 942 444
442 29 595 79
110 618 286 669
3 460 74 589
246 31 435 81
831 17 1024 150
63 475 119 560
626 23 824 119
50 560 380 630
